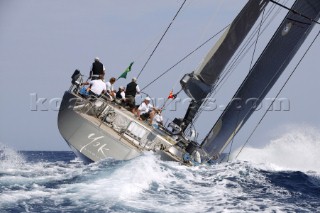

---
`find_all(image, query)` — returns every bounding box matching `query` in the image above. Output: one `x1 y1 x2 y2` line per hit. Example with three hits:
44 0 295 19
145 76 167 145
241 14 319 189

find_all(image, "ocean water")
1 128 320 212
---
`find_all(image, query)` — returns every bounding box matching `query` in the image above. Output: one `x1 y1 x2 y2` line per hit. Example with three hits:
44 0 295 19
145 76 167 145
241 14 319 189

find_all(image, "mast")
179 0 269 130
200 0 320 160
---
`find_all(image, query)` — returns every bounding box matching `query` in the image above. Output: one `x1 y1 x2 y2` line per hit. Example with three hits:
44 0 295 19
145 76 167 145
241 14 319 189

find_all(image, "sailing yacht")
58 0 320 164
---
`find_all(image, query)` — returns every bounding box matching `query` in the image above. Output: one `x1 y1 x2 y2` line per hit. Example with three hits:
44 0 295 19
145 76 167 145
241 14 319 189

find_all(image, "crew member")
82 74 106 98
152 108 164 127
115 86 126 104
137 97 154 123
125 77 140 111
89 57 105 80
106 77 116 100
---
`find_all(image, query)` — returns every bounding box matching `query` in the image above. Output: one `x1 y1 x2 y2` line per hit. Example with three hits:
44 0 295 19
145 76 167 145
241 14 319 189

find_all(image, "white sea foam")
232 125 320 173
51 153 174 207
0 143 25 170
0 141 317 212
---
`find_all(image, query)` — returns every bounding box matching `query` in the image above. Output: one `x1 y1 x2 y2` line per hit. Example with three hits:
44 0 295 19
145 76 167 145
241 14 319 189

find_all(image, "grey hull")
58 92 142 163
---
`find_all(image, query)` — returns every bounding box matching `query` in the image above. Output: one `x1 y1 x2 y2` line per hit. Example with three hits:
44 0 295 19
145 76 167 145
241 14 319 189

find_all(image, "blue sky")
0 0 319 151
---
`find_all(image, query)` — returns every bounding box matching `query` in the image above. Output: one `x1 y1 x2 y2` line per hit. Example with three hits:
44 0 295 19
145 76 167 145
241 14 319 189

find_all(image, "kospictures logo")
29 93 291 112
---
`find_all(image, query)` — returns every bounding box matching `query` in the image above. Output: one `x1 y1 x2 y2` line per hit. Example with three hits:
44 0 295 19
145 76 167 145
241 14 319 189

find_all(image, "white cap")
120 86 124 90
95 57 100 61
132 77 137 82
145 97 151 101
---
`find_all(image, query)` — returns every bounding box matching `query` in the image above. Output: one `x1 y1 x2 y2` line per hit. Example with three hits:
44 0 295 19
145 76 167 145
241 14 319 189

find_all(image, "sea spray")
0 143 25 170
232 125 320 173
0 143 319 212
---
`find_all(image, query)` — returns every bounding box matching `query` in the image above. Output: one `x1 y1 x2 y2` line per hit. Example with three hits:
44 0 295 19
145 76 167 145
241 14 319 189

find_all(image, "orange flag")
168 90 174 99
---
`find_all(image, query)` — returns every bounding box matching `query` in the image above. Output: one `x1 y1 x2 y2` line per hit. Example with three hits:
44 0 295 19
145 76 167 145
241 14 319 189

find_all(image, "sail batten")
200 0 320 159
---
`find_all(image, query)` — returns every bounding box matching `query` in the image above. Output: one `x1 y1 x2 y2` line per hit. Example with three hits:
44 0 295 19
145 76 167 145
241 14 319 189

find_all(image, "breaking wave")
0 126 319 212
232 125 320 173
0 143 25 169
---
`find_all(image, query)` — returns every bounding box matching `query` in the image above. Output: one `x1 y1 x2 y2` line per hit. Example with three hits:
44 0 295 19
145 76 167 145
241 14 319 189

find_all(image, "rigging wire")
197 0 225 45
134 33 168 65
210 1 285 97
223 3 276 76
137 0 187 79
161 88 183 110
213 1 280 89
249 10 265 70
217 1 280 80
270 0 320 25
171 0 225 92
214 2 280 91
226 111 241 162
185 2 280 137
140 24 230 91
191 1 283 125
226 8 266 162
235 29 320 159
141 0 284 93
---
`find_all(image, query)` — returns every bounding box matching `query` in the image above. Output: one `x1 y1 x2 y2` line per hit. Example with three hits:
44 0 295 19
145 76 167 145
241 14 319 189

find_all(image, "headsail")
180 0 269 129
200 0 320 159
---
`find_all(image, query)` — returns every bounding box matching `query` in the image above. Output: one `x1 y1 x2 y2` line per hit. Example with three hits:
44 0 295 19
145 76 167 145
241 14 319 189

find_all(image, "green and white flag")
118 62 134 79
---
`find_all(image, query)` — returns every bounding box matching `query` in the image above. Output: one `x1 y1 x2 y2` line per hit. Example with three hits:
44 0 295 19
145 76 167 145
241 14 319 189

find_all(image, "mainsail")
200 0 320 159
180 0 269 129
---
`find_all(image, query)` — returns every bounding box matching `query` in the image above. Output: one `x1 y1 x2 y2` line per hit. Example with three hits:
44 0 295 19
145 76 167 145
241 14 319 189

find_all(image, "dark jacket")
116 90 123 99
126 82 138 97
91 61 104 75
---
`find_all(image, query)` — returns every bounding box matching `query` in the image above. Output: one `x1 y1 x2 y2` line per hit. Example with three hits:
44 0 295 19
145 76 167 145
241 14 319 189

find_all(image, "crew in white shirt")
105 77 116 100
81 75 106 97
152 109 163 127
137 97 154 122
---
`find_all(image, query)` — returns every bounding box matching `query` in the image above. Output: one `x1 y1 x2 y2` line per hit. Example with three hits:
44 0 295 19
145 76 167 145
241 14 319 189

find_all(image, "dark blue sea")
1 131 320 213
